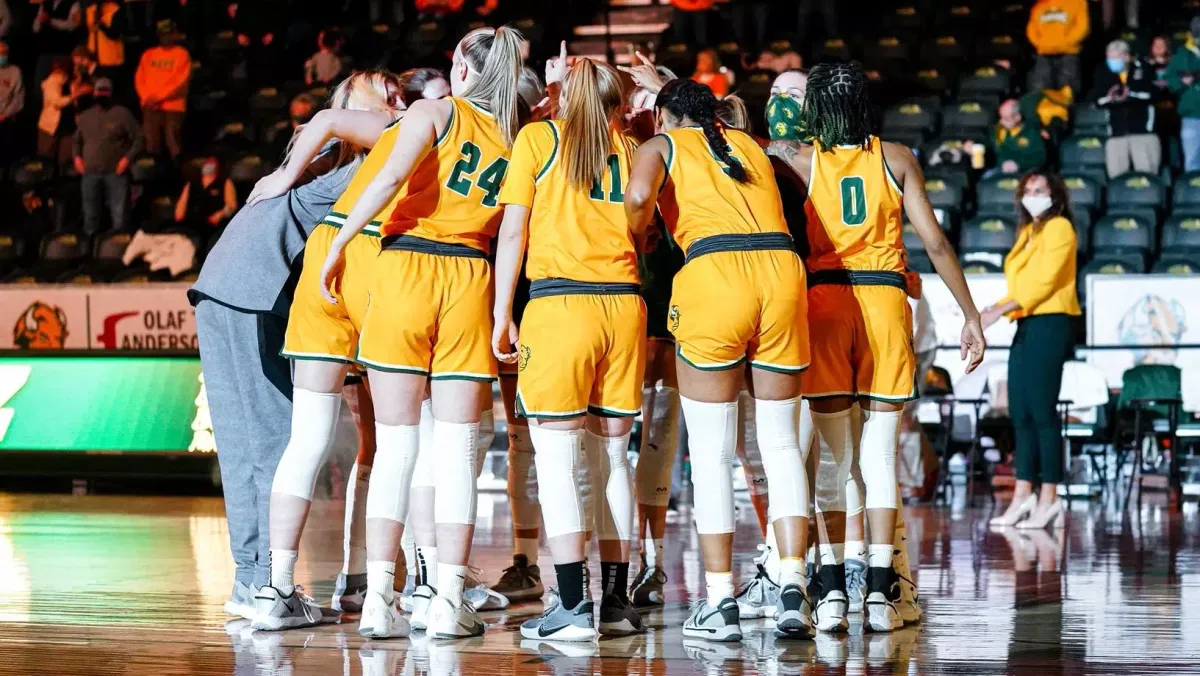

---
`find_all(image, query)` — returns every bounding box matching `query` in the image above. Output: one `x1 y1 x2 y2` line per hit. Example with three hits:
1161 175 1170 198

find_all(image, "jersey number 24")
447 141 509 208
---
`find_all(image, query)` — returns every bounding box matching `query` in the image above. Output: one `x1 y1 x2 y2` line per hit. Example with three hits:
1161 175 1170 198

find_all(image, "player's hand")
319 244 346 305
960 314 986 374
492 315 520 363
545 41 569 86
246 169 292 206
619 52 665 94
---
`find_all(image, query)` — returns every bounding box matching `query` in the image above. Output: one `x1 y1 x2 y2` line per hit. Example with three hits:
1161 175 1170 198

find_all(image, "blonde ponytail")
562 58 623 189
460 25 526 148
716 94 751 133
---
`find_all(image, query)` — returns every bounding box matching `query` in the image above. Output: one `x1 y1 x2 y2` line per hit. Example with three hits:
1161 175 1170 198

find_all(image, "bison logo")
668 305 681 333
12 302 68 349
1118 295 1186 365
517 344 532 373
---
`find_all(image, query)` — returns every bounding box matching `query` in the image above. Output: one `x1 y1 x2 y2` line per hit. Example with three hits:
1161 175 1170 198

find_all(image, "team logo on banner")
12 302 68 349
1118 295 1187 366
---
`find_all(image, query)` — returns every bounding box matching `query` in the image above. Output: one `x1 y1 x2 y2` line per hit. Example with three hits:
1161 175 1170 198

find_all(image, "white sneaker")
410 584 435 631
897 572 922 625
426 596 485 639
464 565 510 611
223 581 258 620
357 591 410 639
251 585 337 631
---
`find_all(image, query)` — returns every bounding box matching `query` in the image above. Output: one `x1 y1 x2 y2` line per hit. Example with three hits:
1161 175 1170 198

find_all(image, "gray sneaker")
735 565 781 619
251 585 339 631
598 595 644 636
519 596 597 642
629 565 667 607
464 566 510 611
332 572 368 612
493 554 544 602
224 581 258 620
845 558 866 613
682 597 742 642
774 583 815 639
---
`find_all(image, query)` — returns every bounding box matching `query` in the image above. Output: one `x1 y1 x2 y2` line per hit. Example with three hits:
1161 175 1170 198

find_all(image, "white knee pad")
411 399 436 489
271 389 343 500
433 420 479 526
635 385 680 506
812 408 854 515
846 460 865 517
859 409 900 511
365 423 421 523
474 409 495 480
755 396 809 521
737 392 768 498
529 426 586 539
507 424 540 530
681 396 737 535
589 431 635 541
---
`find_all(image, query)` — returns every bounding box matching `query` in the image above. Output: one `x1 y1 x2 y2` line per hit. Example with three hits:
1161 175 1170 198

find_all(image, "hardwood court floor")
1 491 1199 675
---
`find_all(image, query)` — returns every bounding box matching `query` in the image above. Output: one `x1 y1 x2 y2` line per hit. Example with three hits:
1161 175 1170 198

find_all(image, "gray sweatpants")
195 298 292 588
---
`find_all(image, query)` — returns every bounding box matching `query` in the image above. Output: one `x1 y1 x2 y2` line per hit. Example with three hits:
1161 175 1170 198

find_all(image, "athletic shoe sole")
357 621 408 639
224 601 255 620
682 625 743 642
519 623 597 642
865 604 903 633
250 615 319 632
775 615 815 640
599 618 642 636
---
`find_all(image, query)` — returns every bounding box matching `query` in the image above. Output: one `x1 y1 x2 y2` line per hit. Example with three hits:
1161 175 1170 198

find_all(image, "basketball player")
626 79 814 642
767 61 984 633
317 26 525 640
493 57 645 641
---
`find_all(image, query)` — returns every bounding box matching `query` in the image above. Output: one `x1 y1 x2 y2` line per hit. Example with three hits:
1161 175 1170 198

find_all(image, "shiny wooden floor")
2 491 1199 675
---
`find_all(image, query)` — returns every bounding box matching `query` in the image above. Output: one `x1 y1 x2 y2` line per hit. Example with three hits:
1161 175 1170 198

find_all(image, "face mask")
1022 195 1053 218
766 94 805 141
1107 57 1126 74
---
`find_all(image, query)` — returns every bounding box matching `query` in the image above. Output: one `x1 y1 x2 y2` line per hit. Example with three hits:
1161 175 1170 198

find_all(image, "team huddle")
222 25 986 644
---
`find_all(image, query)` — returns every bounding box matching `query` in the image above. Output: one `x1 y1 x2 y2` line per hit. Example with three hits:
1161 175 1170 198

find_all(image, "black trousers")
1008 313 1076 485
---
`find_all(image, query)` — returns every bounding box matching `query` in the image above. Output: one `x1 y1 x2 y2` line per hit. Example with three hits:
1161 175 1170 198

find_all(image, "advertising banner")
1086 274 1200 388
0 284 195 350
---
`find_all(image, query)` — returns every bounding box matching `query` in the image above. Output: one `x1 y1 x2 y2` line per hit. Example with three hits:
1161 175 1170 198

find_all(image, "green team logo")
668 305 681 333
518 345 532 373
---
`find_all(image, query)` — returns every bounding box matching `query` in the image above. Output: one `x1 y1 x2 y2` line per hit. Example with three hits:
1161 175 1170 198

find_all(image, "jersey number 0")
839 176 867 226
447 141 510 208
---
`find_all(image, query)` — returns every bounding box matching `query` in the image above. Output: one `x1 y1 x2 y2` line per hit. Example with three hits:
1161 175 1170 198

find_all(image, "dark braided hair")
655 79 748 183
800 61 873 152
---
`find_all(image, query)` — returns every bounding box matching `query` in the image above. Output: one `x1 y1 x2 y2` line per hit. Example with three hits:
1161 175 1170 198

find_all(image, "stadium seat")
511 17 544 46
716 41 744 73
1060 135 1107 174
1092 214 1154 259
941 100 993 135
657 43 694 77
976 175 1021 216
249 87 287 115
813 37 853 63
25 232 91 282
902 222 925 252
10 158 54 188
924 176 965 214
959 216 1016 272
1073 209 1092 254
208 30 238 54
890 5 923 32
1173 172 1200 210
1161 213 1200 250
214 121 256 152
880 130 925 152
55 268 97 284
1062 173 1104 213
920 35 968 72
883 100 939 136
130 154 168 187
865 36 911 64
111 267 155 283
1082 254 1147 276
738 69 775 105
958 65 1011 101
979 33 1021 61
912 68 952 97
147 195 176 227
1073 103 1109 137
1107 172 1165 212
907 251 934 273
1106 205 1158 228
193 89 231 116
229 154 270 191
1153 253 1200 274
406 19 448 60
0 232 24 276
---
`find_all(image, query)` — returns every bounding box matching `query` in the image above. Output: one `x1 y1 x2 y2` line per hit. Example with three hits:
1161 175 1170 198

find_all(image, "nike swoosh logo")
537 623 568 638
459 621 482 634
696 609 724 624
282 599 296 613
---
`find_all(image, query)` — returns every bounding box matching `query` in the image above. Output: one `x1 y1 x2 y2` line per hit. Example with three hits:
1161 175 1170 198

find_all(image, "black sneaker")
812 564 848 632
864 566 902 633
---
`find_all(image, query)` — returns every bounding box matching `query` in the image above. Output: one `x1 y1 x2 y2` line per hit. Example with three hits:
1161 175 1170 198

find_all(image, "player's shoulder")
516 119 559 143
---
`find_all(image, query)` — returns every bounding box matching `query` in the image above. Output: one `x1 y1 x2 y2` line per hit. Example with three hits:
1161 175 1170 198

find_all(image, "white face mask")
1022 195 1053 218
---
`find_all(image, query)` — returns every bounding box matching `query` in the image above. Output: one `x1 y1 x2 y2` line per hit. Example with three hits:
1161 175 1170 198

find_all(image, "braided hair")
800 61 873 152
655 78 748 183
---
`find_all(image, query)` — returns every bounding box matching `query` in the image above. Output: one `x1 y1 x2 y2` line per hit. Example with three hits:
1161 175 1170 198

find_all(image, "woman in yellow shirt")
981 172 1081 529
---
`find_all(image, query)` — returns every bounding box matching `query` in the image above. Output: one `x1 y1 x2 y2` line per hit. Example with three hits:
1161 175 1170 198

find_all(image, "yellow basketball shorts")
282 224 379 363
357 248 497 381
805 283 916 402
515 290 647 418
669 249 809 373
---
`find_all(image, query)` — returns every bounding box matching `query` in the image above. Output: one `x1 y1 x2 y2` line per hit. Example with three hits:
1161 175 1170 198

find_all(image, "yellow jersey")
321 119 404 236
382 97 511 252
656 127 789 253
498 120 640 284
804 136 906 274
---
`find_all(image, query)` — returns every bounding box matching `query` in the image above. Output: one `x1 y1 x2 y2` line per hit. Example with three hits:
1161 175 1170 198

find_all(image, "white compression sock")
433 420 480 526
755 396 809 522
859 409 901 511
416 545 438 588
588 430 635 542
270 549 297 592
507 424 540 536
819 543 844 567
779 557 804 587
367 560 396 602
706 571 733 607
270 389 343 499
868 544 893 569
402 525 417 577
846 540 866 563
438 563 467 605
342 463 370 576
528 426 587 539
636 386 681 507
680 396 738 535
765 524 781 581
644 536 664 568
811 408 853 516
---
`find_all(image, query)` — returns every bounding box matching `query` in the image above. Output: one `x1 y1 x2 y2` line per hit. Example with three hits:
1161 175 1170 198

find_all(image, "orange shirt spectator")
135 40 190 113
691 49 728 97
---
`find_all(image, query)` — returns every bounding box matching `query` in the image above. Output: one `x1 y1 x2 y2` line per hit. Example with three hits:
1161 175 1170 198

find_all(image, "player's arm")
886 142 985 372
492 205 529 363
247 109 400 205
317 99 446 303
625 136 670 244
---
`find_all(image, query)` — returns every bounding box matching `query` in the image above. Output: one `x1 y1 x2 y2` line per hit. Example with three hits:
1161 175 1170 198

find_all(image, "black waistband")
684 232 795 264
528 278 641 299
808 269 907 289
381 234 488 259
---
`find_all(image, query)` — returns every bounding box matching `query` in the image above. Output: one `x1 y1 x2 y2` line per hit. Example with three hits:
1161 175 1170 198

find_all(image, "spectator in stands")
0 0 11 39
37 58 77 168
1027 0 1089 97
1147 35 1172 84
1168 17 1200 173
0 39 22 166
84 0 125 79
175 156 238 232
753 40 802 74
289 92 318 128
982 172 1079 530
691 48 728 98
980 99 1048 177
305 28 348 86
1091 39 1159 178
670 0 712 48
74 77 142 233
32 0 82 83
135 19 190 160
